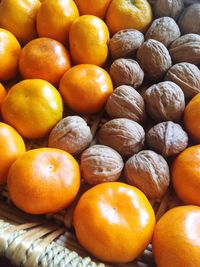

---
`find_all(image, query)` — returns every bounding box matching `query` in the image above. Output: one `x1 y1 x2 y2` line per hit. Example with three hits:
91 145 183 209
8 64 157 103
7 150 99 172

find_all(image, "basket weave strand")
0 215 105 267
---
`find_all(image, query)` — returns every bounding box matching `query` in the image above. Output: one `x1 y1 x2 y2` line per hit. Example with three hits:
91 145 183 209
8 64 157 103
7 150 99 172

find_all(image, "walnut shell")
178 4 200 35
145 17 181 47
146 121 188 158
125 150 170 199
48 116 92 156
105 85 146 124
109 29 144 59
97 118 145 157
109 58 144 88
81 145 124 185
143 81 185 122
165 62 200 99
169 33 200 65
137 39 172 82
154 0 184 21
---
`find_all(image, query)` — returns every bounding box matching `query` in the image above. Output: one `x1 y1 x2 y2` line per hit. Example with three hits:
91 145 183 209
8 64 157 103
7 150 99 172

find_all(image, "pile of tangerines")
0 0 200 266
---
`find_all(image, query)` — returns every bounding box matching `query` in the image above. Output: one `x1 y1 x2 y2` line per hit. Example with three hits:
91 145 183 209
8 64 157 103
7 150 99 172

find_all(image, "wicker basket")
0 113 182 267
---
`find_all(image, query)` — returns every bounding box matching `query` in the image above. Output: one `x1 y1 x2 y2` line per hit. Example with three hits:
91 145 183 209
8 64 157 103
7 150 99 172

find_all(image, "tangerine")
8 148 80 214
153 205 200 267
0 122 25 185
59 64 113 114
36 0 79 45
0 28 21 81
73 0 112 19
0 0 41 44
73 182 155 263
106 0 153 35
19 37 71 86
69 15 109 66
172 145 200 206
184 93 200 143
1 79 63 139
0 83 6 109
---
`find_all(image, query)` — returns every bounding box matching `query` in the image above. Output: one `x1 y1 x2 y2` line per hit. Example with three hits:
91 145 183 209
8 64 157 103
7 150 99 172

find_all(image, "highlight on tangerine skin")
7 148 80 215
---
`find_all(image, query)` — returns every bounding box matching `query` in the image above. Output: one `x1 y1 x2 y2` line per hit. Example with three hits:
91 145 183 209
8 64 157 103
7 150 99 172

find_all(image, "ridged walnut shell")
154 0 184 21
178 4 200 35
165 63 200 99
146 121 188 158
48 116 92 156
169 33 200 65
105 85 146 124
97 118 145 157
81 145 124 185
137 39 172 82
109 29 144 59
125 150 170 199
143 81 185 122
109 58 144 88
145 17 180 47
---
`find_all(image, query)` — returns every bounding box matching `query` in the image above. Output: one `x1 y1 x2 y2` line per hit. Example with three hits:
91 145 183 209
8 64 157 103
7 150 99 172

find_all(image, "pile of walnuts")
48 0 200 201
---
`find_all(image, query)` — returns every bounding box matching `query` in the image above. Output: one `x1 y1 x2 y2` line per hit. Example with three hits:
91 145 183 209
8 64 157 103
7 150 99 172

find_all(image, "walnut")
109 29 144 59
169 33 200 65
178 4 200 35
146 121 188 158
105 85 146 124
145 17 181 47
137 39 172 82
48 116 92 156
143 81 185 122
125 150 170 199
80 145 124 185
109 58 144 88
97 118 145 157
165 63 200 99
154 0 184 21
